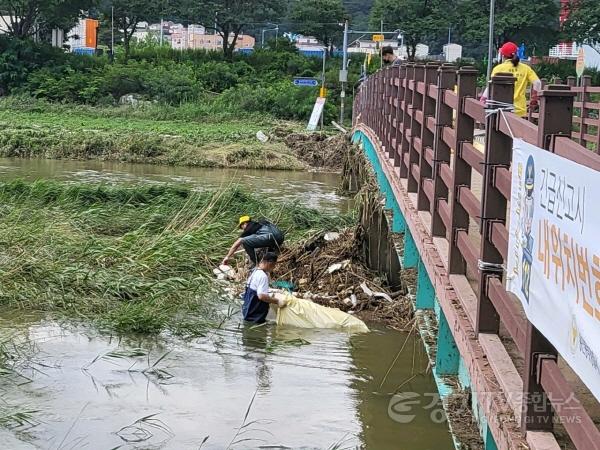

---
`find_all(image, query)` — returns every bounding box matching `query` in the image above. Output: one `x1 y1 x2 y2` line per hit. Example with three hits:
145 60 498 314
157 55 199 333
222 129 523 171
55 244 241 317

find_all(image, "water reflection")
0 314 453 449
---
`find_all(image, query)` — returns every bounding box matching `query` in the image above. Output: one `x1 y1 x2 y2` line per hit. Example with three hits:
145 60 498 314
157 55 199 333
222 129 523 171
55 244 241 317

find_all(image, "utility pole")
486 0 495 81
380 19 384 68
340 20 349 125
111 6 114 61
160 17 164 46
321 48 326 131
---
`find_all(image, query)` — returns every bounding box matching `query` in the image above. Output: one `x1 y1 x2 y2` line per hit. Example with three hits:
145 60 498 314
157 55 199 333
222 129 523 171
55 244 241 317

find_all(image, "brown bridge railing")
353 63 600 450
528 75 600 152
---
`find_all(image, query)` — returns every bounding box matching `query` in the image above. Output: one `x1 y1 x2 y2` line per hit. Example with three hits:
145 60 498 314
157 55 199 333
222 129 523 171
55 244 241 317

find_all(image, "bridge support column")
403 230 418 269
416 259 434 309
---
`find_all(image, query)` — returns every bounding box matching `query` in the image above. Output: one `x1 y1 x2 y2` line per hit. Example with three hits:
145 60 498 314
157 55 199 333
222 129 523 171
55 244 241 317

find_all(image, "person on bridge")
480 41 542 117
382 46 401 66
242 252 287 323
222 216 285 267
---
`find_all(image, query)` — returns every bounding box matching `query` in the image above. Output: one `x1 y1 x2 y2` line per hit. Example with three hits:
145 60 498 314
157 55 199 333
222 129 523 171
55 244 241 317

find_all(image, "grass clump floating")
0 180 351 335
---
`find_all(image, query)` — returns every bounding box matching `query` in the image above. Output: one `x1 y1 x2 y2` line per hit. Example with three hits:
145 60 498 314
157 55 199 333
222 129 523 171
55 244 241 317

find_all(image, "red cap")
499 42 519 58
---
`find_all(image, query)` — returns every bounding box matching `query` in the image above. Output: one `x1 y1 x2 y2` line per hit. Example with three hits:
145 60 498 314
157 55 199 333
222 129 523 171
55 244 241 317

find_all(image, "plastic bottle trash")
273 293 369 333
256 131 269 143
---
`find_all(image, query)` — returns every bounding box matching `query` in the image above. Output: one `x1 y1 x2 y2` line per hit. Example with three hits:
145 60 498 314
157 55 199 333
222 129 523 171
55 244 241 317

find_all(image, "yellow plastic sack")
276 295 369 333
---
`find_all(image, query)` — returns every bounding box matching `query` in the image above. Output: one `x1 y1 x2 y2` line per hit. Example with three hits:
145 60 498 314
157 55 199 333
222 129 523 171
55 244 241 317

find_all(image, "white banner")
507 138 600 402
307 97 326 131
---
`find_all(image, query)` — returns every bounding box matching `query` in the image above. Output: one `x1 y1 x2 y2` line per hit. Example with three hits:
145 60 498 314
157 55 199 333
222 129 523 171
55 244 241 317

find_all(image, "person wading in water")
242 252 288 323
222 216 285 267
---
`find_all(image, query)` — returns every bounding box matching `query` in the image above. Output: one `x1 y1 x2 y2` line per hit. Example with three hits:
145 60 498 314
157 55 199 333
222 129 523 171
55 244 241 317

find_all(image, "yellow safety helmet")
238 215 251 228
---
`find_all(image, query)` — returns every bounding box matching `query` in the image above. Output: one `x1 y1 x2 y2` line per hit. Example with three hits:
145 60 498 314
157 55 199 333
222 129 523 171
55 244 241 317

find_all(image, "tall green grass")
0 181 350 334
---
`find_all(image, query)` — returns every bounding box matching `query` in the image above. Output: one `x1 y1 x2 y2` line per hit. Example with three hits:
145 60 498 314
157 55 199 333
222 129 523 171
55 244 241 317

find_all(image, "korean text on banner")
507 138 600 402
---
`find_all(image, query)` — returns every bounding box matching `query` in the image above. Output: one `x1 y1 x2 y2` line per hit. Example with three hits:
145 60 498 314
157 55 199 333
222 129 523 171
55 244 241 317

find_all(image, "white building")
443 43 462 63
0 16 11 34
294 35 325 53
549 42 600 69
348 38 429 60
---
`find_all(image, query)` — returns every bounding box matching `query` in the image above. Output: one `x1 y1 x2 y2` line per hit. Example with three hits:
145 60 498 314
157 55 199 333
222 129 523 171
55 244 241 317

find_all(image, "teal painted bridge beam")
416 259 435 309
435 307 460 375
403 229 418 269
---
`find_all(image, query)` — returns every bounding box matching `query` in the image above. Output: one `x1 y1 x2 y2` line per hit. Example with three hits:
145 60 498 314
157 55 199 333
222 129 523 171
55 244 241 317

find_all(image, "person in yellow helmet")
222 216 285 267
480 42 542 117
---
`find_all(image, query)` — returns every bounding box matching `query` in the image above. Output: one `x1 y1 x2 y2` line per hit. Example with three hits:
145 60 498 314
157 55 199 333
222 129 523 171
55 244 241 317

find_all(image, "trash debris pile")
275 228 415 330
283 133 349 171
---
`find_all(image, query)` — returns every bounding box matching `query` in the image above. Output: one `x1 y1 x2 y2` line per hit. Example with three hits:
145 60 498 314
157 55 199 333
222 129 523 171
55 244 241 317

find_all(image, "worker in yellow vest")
480 42 542 117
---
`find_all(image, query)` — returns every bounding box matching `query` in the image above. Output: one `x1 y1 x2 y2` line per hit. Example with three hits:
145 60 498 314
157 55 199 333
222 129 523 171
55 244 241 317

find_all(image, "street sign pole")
576 47 585 86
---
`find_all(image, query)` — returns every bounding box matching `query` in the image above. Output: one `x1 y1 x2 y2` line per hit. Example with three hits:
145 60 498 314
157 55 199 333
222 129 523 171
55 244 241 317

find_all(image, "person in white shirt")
242 252 287 323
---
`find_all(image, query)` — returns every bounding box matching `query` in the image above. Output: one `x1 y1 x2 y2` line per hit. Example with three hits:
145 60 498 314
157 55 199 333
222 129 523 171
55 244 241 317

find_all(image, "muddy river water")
0 158 453 449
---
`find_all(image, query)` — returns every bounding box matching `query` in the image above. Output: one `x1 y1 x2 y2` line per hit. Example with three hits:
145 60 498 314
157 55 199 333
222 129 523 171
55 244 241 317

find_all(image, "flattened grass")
0 98 306 170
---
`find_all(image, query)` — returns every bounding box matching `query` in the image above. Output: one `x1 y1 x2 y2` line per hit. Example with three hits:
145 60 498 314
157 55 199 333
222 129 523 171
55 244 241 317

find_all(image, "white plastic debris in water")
359 282 374 297
327 259 350 274
360 282 393 303
324 232 340 242
256 131 269 143
373 292 393 303
213 264 236 281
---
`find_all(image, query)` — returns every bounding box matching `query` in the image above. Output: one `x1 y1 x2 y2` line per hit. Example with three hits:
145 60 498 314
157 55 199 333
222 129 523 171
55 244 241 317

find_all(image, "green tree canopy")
179 0 286 60
98 0 164 58
343 0 373 30
288 0 346 52
0 0 94 38
370 0 446 60
454 0 560 57
562 0 600 46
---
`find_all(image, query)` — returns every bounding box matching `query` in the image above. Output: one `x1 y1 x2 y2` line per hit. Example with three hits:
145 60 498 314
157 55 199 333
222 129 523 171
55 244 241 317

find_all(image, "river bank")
0 97 347 171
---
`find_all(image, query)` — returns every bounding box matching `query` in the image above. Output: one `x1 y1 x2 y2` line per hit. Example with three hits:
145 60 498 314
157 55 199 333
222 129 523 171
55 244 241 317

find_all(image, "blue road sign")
293 77 319 87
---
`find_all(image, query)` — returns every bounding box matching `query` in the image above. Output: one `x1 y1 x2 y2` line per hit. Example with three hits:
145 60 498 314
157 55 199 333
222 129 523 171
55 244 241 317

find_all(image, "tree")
0 0 94 39
179 0 286 61
370 0 447 60
288 0 346 53
562 0 600 46
454 0 560 57
98 0 163 59
343 0 373 30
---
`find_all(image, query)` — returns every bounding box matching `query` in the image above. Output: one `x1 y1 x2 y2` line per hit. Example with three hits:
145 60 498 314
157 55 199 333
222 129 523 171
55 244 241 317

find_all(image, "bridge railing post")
394 65 407 167
416 62 440 212
522 84 575 433
383 68 390 153
447 67 477 272
399 64 415 179
579 75 592 150
431 65 457 239
386 67 394 156
407 64 425 193
388 66 397 158
476 73 514 335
